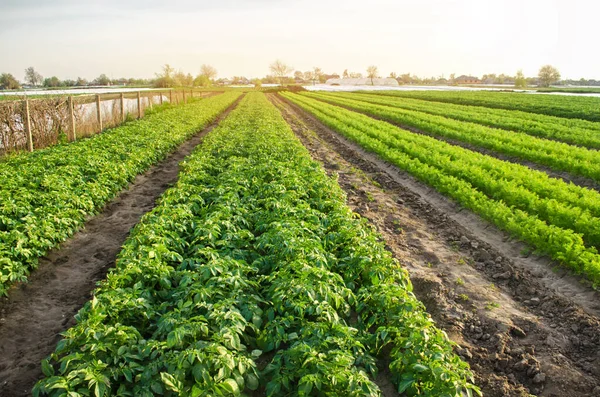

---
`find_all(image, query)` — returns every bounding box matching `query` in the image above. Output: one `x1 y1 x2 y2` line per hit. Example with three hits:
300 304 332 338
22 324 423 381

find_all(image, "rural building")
325 77 400 86
454 75 481 84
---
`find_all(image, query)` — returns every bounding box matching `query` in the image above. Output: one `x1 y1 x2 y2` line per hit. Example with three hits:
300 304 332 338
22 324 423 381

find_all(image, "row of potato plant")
35 93 478 396
302 92 600 183
282 92 600 287
0 92 241 295
325 91 600 149
371 90 600 122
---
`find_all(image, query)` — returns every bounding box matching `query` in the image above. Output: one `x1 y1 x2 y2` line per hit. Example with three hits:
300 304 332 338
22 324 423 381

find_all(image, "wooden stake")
68 96 76 141
96 95 103 132
120 93 125 122
160 91 164 105
24 99 33 152
137 91 141 119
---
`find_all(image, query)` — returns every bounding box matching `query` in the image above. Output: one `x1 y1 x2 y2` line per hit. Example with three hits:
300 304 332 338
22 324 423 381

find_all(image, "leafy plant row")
302 91 600 183
282 92 600 287
35 93 478 396
0 92 241 295
323 91 600 149
369 90 600 122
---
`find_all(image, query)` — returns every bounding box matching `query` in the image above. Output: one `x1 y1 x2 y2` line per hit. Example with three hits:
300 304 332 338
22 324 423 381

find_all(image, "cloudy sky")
0 0 597 81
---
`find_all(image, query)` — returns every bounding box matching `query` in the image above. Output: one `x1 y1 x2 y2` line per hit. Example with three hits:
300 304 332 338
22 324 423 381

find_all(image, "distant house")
325 77 399 86
455 75 481 84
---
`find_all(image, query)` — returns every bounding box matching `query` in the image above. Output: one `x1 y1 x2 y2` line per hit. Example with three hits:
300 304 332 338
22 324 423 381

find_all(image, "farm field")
1 90 600 397
0 91 241 295
372 90 600 122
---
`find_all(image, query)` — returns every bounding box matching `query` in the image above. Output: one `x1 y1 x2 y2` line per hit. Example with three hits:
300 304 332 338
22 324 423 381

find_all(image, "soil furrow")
271 93 600 397
0 95 243 397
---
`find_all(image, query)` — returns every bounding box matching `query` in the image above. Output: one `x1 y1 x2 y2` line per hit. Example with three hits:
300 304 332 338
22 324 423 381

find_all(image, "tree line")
0 63 591 90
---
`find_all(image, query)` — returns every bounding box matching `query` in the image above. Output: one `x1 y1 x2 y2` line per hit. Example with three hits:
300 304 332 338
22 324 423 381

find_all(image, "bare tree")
366 65 379 85
154 64 175 87
312 67 324 84
303 71 315 84
24 66 43 87
294 70 304 81
342 69 349 79
349 72 363 78
200 64 218 81
538 65 560 87
269 60 293 85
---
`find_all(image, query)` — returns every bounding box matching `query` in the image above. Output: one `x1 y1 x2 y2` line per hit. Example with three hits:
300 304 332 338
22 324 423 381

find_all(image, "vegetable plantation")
3 86 600 397
0 92 240 295
34 93 478 396
282 91 600 287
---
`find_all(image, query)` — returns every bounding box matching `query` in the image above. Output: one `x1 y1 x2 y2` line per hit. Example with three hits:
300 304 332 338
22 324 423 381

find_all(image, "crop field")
1 89 600 397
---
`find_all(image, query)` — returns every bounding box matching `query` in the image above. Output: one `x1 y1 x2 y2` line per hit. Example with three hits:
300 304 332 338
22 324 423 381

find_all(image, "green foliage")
368 89 600 122
304 91 600 182
318 91 600 148
0 92 241 295
35 93 478 397
283 91 600 287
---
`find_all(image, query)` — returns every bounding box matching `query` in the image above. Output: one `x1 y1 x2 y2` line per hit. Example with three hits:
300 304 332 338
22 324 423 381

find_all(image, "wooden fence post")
160 91 164 105
96 95 103 132
120 93 125 122
169 89 173 104
68 96 76 141
23 99 33 152
137 91 142 119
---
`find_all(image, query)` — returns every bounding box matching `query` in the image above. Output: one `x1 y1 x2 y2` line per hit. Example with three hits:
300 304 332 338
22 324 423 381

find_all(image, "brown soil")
0 96 243 397
271 93 600 397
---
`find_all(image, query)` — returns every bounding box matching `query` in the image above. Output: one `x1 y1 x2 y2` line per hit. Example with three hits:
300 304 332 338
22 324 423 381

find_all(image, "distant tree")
449 73 456 84
76 77 88 86
194 75 210 87
269 60 293 85
538 65 560 87
63 79 76 87
514 70 527 88
313 67 324 84
43 76 62 87
389 72 397 79
399 73 411 85
303 71 315 84
254 79 262 88
342 69 349 79
154 64 175 88
173 70 192 86
0 73 21 89
94 74 110 86
24 66 43 86
497 73 511 84
293 70 304 82
199 64 217 81
366 65 379 85
349 72 363 78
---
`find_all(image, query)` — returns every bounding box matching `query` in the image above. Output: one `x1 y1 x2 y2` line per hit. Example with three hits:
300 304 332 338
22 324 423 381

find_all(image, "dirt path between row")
271 93 600 397
0 96 243 397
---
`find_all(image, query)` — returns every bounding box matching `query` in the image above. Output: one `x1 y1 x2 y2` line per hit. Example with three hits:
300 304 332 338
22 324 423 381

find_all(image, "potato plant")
35 93 478 396
0 92 241 295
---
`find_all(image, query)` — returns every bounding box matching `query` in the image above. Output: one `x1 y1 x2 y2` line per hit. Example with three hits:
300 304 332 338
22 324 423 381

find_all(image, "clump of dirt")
271 93 600 397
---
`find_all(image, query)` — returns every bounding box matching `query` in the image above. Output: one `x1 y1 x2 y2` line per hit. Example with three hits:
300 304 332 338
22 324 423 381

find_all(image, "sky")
1 0 598 81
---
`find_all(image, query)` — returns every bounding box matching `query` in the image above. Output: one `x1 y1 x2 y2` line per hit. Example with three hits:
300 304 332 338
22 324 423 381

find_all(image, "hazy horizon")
1 0 598 82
